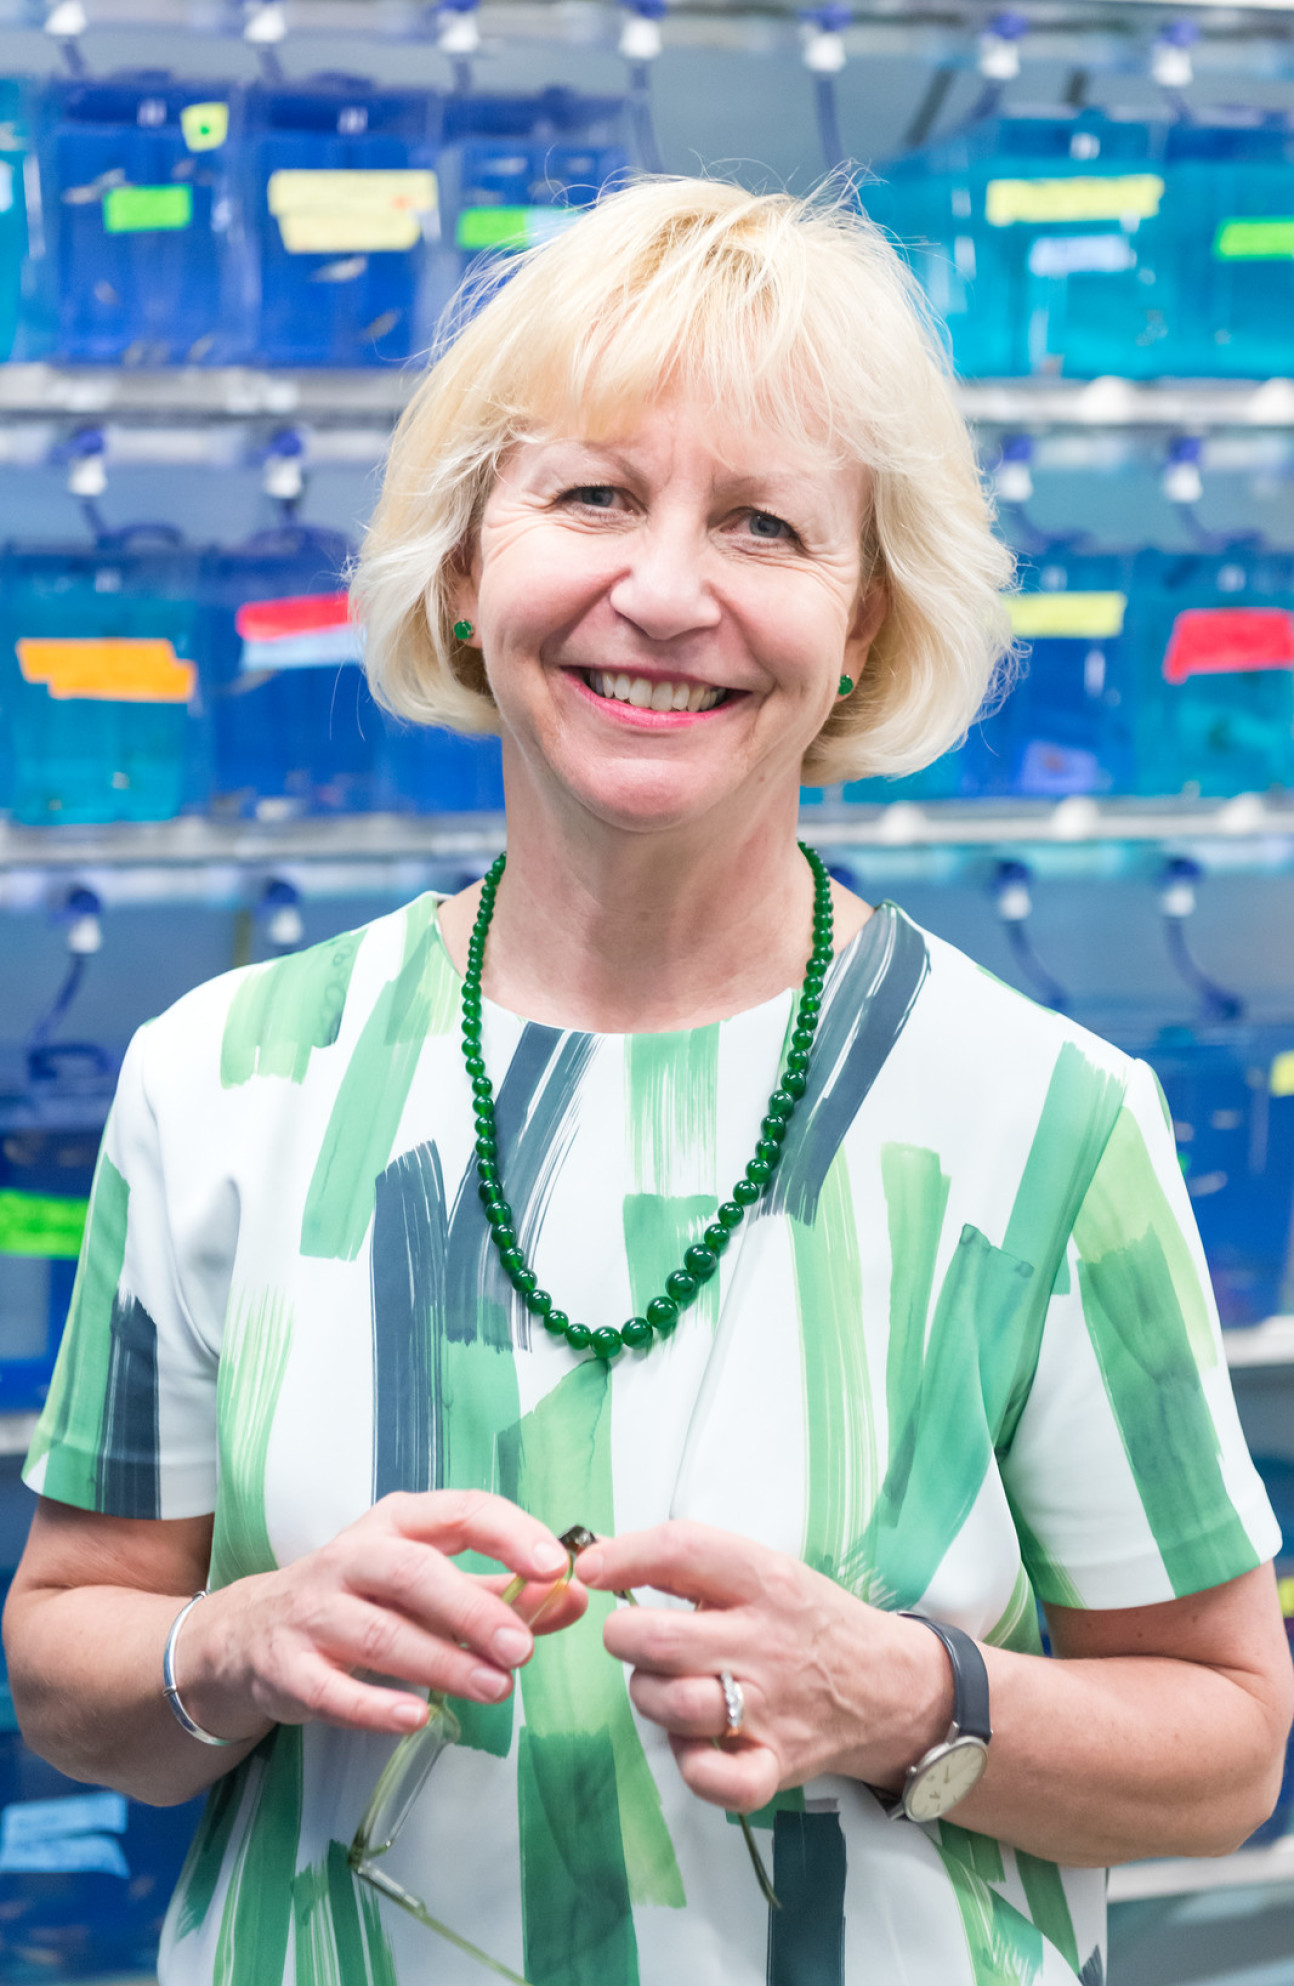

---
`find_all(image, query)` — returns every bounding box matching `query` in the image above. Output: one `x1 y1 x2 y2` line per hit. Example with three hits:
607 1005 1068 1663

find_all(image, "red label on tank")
235 591 351 642
1163 607 1294 683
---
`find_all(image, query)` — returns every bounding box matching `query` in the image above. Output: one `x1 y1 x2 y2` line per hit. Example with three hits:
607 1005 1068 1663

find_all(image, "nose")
607 511 721 645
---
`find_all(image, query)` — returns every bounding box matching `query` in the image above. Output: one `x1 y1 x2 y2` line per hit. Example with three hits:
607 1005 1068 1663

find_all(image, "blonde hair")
354 176 1014 784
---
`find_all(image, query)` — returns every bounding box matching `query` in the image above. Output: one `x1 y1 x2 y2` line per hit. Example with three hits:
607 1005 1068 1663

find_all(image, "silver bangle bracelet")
162 1590 235 1748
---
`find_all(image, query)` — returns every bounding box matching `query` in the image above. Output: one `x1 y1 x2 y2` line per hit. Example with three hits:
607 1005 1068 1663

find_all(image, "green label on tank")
103 183 193 234
456 204 580 251
0 1189 89 1259
1214 219 1294 260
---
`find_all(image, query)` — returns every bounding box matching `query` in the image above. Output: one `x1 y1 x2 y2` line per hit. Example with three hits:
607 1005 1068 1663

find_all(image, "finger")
377 1489 570 1583
314 1595 517 1705
668 1734 781 1815
349 1537 538 1672
267 1653 436 1736
479 1572 590 1636
628 1668 745 1739
574 1522 764 1608
602 1599 741 1677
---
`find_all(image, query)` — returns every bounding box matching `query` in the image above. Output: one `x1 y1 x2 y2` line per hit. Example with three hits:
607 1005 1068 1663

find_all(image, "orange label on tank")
1163 608 1294 683
16 638 196 702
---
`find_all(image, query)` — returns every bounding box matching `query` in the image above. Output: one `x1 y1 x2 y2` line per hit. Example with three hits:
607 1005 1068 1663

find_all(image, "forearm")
875 1640 1287 1867
4 1582 266 1806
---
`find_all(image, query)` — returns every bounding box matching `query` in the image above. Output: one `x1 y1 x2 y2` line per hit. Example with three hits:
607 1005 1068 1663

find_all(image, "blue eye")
568 486 617 508
749 511 792 540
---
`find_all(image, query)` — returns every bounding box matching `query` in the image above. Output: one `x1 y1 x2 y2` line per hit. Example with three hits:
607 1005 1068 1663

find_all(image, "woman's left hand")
574 1522 953 1814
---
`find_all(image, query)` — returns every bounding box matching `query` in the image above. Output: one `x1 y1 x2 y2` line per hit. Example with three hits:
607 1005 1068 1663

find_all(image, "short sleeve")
23 1021 222 1520
1001 1056 1281 1609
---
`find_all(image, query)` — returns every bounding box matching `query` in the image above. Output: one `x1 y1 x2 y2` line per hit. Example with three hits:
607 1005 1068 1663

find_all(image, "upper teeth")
588 671 723 714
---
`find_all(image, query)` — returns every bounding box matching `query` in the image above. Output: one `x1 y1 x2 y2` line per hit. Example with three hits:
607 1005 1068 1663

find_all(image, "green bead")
755 1139 782 1168
492 1225 516 1251
475 1134 497 1161
465 1053 485 1079
500 1246 525 1275
461 1018 481 1043
477 1175 497 1204
703 1223 730 1252
783 1070 808 1098
474 1112 494 1139
525 1288 553 1316
591 1326 623 1361
799 992 820 1019
786 1049 810 1075
513 1268 538 1297
544 1308 570 1336
646 1296 679 1332
486 1199 512 1228
790 1027 814 1053
564 1321 592 1350
717 1200 745 1229
621 1315 653 1348
665 1269 698 1303
803 972 824 999
767 1090 795 1119
746 1157 773 1187
733 1179 760 1206
761 1114 787 1143
684 1244 718 1280
472 1075 492 1099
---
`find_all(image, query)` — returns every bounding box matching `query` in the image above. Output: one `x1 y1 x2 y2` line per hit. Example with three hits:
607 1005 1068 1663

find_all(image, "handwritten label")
103 183 193 233
16 638 196 703
1163 607 1294 683
1007 592 1127 639
1214 219 1294 261
267 170 437 254
986 175 1164 227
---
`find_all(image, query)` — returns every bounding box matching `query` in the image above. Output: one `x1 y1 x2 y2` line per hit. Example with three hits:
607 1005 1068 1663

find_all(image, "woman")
5 179 1290 1986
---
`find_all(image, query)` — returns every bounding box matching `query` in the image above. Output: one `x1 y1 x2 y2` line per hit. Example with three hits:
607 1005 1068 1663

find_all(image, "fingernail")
532 1541 567 1575
576 1549 603 1583
396 1699 429 1729
471 1666 512 1702
493 1626 531 1665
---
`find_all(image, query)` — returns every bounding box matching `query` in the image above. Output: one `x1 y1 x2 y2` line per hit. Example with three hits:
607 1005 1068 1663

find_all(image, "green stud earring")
838 674 854 697
453 619 474 642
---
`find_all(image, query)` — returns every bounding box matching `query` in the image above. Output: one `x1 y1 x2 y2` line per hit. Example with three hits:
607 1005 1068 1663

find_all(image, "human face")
454 396 881 840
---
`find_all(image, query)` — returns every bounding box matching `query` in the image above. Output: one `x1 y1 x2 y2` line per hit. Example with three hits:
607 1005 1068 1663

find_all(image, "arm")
574 1525 1294 1867
4 1490 586 1809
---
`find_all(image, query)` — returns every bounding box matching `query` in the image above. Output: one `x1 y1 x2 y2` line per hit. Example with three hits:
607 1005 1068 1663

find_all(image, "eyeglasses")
348 1524 777 1984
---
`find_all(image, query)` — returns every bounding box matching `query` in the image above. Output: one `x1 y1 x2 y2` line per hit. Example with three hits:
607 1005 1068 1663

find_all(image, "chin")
558 763 734 835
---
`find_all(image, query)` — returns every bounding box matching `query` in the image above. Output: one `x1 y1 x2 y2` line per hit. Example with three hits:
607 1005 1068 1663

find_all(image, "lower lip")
564 671 739 729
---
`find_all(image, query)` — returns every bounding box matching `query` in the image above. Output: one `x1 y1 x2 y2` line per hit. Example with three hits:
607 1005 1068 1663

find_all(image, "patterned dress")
25 895 1278 1986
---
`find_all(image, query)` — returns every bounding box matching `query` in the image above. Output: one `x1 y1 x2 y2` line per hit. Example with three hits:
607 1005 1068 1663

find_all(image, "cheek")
478 532 612 648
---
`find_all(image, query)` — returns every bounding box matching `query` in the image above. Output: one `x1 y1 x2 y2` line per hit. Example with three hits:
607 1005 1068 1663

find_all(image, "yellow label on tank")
1006 592 1127 639
1278 1575 1294 1618
181 101 229 152
1270 1050 1294 1097
16 638 195 702
986 175 1164 227
267 169 437 254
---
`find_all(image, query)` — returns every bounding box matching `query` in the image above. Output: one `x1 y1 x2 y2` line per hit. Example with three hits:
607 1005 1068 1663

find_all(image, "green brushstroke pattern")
985 1565 1045 1656
1075 1105 1257 1595
1016 1849 1080 1975
32 1153 129 1507
209 1287 293 1590
624 1029 719 1329
766 1810 847 1986
499 1361 683 1986
936 1835 1044 1986
220 927 364 1088
214 1727 303 1986
293 1839 398 1986
301 898 456 1262
791 1151 876 1582
173 1764 250 1943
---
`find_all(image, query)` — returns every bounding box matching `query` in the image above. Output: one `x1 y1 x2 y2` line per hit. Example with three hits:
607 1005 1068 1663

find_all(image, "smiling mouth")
582 669 730 714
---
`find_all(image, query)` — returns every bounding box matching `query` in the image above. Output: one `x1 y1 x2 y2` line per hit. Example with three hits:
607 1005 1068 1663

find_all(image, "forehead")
507 392 869 509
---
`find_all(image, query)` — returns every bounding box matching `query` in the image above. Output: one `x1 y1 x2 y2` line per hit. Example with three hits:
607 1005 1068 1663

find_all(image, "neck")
438 771 871 1035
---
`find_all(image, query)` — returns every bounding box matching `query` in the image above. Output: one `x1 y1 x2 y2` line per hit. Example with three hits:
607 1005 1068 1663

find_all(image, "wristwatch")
874 1614 992 1824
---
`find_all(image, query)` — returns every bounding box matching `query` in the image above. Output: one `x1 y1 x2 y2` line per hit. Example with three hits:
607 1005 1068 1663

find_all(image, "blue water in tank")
42 72 236 365
0 81 31 362
1127 545 1294 799
1168 114 1294 380
0 540 206 826
244 77 441 367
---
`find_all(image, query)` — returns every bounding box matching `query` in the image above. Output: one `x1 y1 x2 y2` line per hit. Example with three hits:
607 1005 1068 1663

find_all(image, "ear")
842 580 889 682
446 538 482 644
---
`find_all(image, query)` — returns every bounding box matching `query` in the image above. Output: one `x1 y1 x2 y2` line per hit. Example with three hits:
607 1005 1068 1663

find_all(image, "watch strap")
899 1613 992 1745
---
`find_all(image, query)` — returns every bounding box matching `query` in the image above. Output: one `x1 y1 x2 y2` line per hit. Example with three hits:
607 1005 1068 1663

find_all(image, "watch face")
904 1738 988 1823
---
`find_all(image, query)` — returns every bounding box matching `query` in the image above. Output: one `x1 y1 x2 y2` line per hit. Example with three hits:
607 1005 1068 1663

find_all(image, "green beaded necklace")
463 841 834 1363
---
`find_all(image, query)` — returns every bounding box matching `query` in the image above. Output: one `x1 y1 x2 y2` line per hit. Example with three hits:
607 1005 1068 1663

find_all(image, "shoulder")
130 893 446 1111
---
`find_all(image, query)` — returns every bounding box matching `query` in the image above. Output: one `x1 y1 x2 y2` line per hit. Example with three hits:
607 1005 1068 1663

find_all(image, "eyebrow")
526 438 833 514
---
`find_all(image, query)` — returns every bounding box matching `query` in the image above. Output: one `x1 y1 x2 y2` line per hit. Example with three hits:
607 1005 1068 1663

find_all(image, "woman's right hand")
177 1490 584 1742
